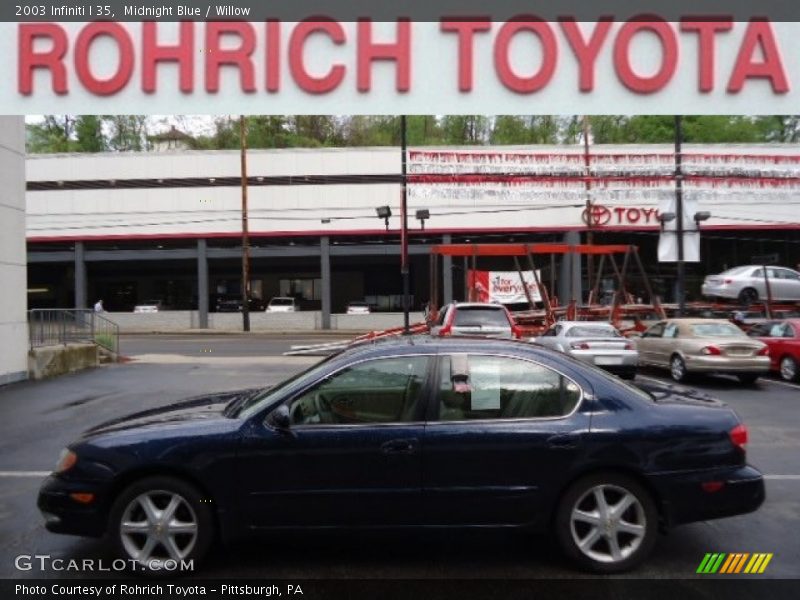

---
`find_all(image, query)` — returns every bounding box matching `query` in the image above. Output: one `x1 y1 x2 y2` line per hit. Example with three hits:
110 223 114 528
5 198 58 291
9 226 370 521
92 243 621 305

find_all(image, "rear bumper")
649 465 765 528
684 355 770 374
37 475 111 538
570 351 638 375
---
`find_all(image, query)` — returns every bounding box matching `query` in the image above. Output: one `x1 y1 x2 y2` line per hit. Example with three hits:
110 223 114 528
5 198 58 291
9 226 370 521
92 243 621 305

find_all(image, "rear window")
566 326 620 338
453 307 511 328
718 266 750 276
270 298 294 306
690 323 745 337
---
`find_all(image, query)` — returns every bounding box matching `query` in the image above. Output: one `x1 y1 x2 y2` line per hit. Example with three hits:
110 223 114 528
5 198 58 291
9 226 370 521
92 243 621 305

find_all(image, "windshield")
453 307 510 328
270 298 294 306
231 354 339 418
566 326 620 338
690 323 745 337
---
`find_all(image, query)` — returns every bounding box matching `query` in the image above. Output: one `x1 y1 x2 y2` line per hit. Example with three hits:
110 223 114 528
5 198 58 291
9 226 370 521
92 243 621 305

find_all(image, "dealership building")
1 117 27 384
25 144 800 330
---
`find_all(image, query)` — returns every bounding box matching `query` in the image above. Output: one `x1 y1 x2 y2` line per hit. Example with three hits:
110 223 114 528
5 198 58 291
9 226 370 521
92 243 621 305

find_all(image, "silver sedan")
534 321 638 379
701 265 800 304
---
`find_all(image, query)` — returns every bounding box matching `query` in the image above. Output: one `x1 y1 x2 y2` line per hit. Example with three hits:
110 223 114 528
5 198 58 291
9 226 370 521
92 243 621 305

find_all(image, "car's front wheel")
555 473 658 573
780 356 799 382
109 476 214 573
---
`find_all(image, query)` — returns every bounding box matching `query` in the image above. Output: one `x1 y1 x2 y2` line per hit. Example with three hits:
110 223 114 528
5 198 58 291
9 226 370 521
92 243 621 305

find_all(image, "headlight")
54 449 77 474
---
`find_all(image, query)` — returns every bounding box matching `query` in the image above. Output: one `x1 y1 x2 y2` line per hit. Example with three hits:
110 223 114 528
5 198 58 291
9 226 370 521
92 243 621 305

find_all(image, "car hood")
82 388 263 437
632 379 725 407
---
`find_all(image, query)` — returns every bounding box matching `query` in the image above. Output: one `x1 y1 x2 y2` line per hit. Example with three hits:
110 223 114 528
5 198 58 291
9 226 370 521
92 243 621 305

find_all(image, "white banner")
470 270 543 304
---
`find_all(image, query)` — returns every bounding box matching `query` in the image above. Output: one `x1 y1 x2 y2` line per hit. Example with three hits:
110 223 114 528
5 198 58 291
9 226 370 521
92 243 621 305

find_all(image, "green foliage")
74 116 105 152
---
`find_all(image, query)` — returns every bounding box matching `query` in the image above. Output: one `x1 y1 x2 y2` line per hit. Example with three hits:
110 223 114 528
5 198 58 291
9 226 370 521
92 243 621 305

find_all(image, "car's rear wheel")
555 473 658 573
738 287 758 305
779 356 799 382
737 374 759 385
670 355 688 383
109 476 214 573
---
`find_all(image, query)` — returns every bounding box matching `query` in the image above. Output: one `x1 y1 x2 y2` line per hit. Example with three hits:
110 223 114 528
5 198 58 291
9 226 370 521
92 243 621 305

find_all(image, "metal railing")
28 309 120 354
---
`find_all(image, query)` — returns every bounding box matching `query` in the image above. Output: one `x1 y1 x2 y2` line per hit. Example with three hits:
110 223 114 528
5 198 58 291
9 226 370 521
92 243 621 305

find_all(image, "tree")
74 116 105 152
26 115 75 153
441 116 490 144
104 116 149 151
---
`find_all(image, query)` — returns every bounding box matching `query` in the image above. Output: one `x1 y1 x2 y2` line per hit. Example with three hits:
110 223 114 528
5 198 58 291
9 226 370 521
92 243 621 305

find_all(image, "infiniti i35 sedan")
38 337 764 574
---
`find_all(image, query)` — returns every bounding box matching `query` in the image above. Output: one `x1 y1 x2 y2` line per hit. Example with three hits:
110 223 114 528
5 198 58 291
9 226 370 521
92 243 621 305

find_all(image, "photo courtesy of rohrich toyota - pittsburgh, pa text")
0 1 798 599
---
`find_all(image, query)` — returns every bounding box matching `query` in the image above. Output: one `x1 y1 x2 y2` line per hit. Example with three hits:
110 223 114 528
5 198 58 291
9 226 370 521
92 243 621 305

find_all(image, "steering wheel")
314 393 332 423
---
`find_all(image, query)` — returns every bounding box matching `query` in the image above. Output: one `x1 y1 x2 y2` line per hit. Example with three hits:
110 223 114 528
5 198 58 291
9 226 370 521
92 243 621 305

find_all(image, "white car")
346 301 371 315
133 300 162 313
702 265 800 304
266 297 298 313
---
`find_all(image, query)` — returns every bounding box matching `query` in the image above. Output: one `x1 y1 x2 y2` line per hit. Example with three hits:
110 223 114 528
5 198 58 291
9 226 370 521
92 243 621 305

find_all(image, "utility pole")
674 115 686 317
240 116 251 332
400 115 410 334
583 116 593 300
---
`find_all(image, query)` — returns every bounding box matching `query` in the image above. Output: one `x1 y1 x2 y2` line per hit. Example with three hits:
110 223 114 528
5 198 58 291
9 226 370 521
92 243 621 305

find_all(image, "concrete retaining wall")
28 343 99 380
107 311 425 333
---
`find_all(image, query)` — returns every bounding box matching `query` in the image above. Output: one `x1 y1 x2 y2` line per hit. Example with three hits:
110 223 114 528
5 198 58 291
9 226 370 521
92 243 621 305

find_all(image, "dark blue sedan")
38 337 764 573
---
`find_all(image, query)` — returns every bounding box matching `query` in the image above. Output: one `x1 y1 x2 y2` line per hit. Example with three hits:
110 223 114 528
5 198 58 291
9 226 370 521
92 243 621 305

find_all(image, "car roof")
448 302 506 309
338 334 539 361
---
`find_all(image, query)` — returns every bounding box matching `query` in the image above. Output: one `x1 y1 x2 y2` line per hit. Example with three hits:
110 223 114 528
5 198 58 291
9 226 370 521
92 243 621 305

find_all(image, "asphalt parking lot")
0 334 798 580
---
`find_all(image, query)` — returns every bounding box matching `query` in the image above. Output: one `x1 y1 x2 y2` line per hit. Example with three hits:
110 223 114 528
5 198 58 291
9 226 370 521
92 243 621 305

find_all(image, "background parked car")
702 265 800 303
266 297 299 313
747 319 800 382
215 295 265 312
346 301 371 315
636 319 770 383
133 299 162 313
535 321 637 379
430 302 522 339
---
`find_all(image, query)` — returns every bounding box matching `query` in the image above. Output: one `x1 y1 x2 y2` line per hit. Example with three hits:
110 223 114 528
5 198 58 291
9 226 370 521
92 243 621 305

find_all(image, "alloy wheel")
780 356 798 382
569 484 647 564
670 356 686 382
119 490 198 567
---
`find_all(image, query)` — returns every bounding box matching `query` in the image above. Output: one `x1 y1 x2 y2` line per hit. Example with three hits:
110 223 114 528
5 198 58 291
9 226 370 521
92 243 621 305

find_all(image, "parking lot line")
764 475 800 480
0 471 49 477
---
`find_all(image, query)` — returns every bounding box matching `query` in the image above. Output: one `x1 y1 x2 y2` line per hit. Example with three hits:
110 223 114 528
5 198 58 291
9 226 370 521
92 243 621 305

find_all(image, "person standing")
94 299 104 313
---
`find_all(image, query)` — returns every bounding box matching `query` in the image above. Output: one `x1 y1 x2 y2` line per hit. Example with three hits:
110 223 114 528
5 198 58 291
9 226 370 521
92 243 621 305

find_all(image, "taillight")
438 324 452 336
730 423 748 451
757 346 770 356
511 325 523 340
570 342 590 350
701 345 722 355
724 278 733 284
624 342 634 350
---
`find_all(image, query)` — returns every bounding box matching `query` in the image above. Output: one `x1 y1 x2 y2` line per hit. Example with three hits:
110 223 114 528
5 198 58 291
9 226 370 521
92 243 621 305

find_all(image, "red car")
747 319 800 382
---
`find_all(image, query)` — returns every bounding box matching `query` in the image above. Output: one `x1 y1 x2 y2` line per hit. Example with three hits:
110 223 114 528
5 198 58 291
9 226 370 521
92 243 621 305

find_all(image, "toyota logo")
582 204 612 226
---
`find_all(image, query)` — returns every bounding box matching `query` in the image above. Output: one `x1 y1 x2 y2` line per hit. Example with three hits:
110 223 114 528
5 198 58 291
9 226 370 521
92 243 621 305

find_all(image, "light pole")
415 209 430 230
240 116 251 332
400 115 410 334
674 115 685 316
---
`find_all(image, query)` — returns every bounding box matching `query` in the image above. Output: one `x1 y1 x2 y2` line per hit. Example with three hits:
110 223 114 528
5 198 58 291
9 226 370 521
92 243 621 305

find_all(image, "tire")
737 374 759 385
738 287 758 305
555 472 658 573
108 476 214 573
669 355 688 383
779 356 799 382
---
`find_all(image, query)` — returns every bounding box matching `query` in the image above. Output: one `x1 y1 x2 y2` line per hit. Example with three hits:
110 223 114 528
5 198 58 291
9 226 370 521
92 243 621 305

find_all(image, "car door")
237 354 433 529
776 269 800 301
637 322 666 365
421 353 590 526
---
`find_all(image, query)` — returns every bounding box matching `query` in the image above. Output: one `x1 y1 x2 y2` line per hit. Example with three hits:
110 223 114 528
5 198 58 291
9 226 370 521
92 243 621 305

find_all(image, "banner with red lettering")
468 270 542 304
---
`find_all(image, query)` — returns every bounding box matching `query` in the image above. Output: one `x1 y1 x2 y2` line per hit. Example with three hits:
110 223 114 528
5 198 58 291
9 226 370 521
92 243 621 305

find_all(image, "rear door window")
436 354 582 421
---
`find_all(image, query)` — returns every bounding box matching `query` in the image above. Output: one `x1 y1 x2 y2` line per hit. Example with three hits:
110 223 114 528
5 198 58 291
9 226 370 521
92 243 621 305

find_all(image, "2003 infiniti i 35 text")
38 337 764 573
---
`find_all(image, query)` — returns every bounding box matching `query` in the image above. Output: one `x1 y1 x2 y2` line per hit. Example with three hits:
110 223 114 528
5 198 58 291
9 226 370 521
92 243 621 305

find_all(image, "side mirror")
269 405 291 431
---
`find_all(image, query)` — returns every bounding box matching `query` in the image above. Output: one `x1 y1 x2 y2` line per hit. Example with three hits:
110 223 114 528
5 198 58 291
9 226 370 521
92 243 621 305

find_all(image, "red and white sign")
468 270 542 304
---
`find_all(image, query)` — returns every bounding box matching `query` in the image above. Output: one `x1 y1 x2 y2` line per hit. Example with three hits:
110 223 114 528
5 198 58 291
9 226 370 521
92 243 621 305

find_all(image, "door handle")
381 438 418 455
547 434 581 449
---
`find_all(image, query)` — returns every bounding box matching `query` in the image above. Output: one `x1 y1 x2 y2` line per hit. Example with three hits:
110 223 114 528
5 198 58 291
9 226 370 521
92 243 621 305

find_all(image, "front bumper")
684 355 770 374
37 475 111 538
649 465 765 527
